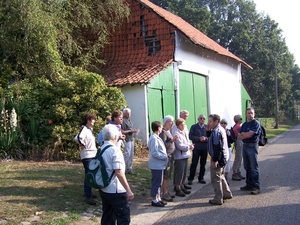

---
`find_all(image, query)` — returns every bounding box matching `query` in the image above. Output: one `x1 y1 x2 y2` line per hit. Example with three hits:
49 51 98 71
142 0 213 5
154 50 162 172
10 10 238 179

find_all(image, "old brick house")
98 0 252 142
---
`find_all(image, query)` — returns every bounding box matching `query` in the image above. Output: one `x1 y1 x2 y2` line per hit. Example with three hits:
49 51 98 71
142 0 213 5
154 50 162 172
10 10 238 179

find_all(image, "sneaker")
175 189 186 197
151 201 165 207
162 193 173 202
184 184 192 189
84 194 97 199
181 188 191 195
126 170 135 175
188 180 193 185
237 172 245 179
85 197 96 205
198 179 206 184
168 192 175 198
240 185 254 191
232 173 242 181
209 199 222 205
251 189 260 195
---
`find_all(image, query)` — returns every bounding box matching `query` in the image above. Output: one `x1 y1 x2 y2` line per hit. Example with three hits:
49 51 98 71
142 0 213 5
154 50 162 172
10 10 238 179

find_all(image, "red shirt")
233 123 241 137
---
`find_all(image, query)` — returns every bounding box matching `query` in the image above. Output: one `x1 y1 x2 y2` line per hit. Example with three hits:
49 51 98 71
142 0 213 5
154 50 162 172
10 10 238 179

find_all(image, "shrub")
3 67 126 160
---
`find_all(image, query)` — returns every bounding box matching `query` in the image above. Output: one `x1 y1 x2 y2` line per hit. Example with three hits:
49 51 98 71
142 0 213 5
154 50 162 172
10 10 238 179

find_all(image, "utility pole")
274 52 286 129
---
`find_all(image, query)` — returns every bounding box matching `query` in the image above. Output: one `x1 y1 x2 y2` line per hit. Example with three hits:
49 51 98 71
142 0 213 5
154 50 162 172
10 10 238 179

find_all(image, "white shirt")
74 126 97 160
100 141 126 193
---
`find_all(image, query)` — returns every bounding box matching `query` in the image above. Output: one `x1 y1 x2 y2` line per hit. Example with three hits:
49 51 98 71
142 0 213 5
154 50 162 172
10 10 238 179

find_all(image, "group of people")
148 107 261 207
75 109 137 225
75 106 261 224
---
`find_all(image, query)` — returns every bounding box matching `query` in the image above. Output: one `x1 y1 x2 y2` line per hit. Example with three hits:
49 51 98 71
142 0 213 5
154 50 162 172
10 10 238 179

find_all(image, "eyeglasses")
221 122 227 125
200 117 205 120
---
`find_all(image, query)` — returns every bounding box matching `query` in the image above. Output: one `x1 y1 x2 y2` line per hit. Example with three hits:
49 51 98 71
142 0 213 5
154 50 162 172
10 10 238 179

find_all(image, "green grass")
0 160 151 225
265 124 292 139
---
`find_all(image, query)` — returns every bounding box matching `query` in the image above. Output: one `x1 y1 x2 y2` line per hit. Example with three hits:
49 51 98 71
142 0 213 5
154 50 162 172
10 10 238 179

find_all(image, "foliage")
3 67 126 160
150 0 299 118
0 0 130 85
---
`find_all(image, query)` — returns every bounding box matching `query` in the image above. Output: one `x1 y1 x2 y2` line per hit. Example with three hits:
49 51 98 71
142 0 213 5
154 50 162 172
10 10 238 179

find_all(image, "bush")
3 67 126 160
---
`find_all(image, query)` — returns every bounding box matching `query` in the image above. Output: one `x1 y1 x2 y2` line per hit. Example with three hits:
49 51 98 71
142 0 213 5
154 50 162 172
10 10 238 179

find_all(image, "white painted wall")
121 85 149 143
174 32 243 127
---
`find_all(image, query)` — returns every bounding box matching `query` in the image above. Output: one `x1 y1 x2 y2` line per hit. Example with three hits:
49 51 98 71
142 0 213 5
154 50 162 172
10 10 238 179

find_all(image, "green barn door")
193 74 208 117
179 71 208 130
179 71 196 130
147 65 176 134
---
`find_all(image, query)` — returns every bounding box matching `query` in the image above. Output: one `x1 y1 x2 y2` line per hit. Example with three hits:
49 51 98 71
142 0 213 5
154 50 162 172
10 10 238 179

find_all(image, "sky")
254 0 299 65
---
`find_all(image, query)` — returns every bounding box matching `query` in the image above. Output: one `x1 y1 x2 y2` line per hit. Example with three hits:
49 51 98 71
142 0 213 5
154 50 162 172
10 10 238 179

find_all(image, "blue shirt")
239 120 260 143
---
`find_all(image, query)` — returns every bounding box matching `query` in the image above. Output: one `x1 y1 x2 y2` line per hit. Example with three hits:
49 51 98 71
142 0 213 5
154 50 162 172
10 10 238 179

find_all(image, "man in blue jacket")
188 114 208 185
237 107 261 195
207 114 232 205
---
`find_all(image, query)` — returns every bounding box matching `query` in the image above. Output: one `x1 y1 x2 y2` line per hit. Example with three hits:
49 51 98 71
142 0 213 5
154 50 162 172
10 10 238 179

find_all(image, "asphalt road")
154 124 300 225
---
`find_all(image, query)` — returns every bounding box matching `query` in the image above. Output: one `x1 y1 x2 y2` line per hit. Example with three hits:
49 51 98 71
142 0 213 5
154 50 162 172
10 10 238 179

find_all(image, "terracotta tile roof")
100 0 176 86
139 0 252 69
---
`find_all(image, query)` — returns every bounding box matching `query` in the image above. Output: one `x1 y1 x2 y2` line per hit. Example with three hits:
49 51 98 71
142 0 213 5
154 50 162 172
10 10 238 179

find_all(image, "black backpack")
259 125 268 146
229 124 237 142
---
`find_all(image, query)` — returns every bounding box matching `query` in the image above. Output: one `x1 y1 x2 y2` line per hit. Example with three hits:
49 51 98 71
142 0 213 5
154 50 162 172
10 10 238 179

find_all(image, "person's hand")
172 134 178 142
226 130 231 136
189 144 194 150
200 136 206 142
127 190 134 201
210 161 218 169
120 135 126 140
131 129 137 133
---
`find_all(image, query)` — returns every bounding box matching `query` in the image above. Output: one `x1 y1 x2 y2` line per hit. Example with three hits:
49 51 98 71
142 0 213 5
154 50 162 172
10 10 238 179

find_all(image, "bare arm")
115 169 134 201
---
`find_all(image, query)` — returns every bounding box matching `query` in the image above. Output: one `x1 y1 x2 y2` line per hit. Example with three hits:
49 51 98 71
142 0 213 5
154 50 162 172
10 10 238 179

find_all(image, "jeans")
151 170 163 197
188 148 208 181
243 143 260 189
100 190 130 225
124 140 134 171
81 158 93 198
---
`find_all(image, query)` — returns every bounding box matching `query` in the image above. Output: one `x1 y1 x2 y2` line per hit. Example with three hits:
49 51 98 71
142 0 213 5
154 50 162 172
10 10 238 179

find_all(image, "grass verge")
0 160 151 225
265 124 292 139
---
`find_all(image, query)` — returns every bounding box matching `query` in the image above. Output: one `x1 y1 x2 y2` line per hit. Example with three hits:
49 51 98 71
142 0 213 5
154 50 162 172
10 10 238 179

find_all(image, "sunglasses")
200 117 205 120
221 122 227 125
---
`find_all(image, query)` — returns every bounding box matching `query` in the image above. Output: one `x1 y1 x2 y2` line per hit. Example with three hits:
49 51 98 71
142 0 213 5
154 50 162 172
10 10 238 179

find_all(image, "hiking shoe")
198 179 206 184
85 197 96 205
237 172 245 179
232 173 242 181
162 193 173 202
240 185 254 191
188 180 193 185
181 188 191 195
168 192 175 198
175 189 186 197
184 184 192 189
151 201 165 207
251 189 260 195
126 170 135 175
209 199 222 205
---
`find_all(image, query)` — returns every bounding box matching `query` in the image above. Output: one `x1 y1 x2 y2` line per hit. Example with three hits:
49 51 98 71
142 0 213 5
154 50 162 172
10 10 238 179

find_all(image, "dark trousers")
100 190 130 225
174 158 188 185
81 158 93 198
243 143 260 189
151 170 163 197
188 148 208 181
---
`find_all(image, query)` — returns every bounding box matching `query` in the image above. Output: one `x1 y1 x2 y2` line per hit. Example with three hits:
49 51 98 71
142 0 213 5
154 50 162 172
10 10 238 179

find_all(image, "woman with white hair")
99 124 134 225
159 115 178 202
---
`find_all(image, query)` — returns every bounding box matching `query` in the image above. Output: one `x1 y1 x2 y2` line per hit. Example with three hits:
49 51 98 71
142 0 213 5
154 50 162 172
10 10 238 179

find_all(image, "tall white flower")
10 108 17 131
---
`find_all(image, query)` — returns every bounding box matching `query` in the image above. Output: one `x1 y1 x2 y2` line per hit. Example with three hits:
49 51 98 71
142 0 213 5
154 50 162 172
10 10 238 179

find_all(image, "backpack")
229 125 237 142
86 145 115 189
97 130 104 146
259 125 268 146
